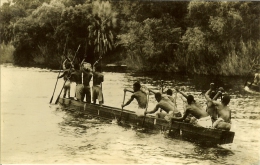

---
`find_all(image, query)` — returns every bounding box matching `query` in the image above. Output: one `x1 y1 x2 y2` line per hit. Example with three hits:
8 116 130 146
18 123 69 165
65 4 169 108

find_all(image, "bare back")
82 71 92 86
133 91 147 109
186 102 209 119
214 103 231 123
158 97 178 114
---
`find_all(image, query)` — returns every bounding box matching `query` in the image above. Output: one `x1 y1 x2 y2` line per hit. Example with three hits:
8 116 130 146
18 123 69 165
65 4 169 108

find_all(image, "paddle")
49 62 62 104
118 90 126 122
54 44 81 104
49 36 69 103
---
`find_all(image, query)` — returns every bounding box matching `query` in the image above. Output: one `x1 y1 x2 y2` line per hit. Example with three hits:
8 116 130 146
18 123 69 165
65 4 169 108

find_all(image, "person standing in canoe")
58 60 74 98
172 89 212 128
80 60 92 103
70 63 84 101
121 81 148 116
145 92 181 122
92 65 104 105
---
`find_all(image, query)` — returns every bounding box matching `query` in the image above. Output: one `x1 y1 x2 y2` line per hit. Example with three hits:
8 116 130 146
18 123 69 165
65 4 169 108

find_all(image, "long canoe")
58 98 235 146
245 82 260 94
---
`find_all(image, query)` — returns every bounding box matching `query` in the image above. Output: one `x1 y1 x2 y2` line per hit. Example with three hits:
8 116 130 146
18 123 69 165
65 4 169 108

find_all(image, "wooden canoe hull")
59 98 235 145
245 82 260 93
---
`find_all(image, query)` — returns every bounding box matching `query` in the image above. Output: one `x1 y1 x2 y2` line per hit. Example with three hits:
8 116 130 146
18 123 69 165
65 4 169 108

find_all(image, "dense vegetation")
1 0 259 75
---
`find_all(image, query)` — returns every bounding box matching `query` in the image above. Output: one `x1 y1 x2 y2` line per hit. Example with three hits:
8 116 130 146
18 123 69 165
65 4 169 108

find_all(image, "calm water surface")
1 64 260 164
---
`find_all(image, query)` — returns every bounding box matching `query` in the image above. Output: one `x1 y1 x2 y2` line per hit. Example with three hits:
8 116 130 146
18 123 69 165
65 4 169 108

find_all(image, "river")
1 64 260 164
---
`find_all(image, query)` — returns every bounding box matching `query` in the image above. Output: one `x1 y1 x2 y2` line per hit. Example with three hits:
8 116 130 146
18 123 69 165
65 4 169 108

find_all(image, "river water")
1 64 260 164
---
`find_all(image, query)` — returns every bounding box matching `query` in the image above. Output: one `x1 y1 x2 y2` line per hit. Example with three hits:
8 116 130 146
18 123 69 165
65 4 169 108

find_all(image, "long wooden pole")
54 44 81 104
118 91 126 122
49 35 69 103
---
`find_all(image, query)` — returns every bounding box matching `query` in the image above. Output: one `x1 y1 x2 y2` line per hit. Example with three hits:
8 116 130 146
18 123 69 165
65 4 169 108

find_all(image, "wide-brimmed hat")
82 62 92 71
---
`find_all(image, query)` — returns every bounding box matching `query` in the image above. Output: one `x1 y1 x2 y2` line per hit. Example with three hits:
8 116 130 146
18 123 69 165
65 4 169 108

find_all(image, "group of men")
122 81 232 131
58 59 104 105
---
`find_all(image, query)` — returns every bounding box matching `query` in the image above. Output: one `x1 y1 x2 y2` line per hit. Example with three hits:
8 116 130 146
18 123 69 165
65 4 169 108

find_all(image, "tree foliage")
0 0 259 75
90 0 117 61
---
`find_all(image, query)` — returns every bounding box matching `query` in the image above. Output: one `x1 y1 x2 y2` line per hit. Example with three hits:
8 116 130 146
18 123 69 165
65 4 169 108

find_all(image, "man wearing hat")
80 60 93 103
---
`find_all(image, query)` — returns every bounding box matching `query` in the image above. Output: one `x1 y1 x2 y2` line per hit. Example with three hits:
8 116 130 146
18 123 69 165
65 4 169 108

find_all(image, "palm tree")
90 0 117 62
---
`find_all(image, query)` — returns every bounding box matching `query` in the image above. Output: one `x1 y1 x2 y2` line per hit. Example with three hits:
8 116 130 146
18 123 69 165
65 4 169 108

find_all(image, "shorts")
70 82 76 96
213 118 231 130
194 116 212 128
135 108 146 117
92 85 103 102
64 80 71 89
83 86 91 103
164 111 182 122
76 84 84 101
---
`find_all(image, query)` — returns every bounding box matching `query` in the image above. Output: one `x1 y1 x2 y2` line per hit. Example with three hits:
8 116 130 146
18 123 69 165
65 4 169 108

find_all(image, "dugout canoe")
58 98 235 146
245 82 260 94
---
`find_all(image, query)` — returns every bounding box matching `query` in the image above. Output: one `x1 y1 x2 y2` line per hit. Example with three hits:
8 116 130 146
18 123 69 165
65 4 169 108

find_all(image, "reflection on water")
1 64 260 164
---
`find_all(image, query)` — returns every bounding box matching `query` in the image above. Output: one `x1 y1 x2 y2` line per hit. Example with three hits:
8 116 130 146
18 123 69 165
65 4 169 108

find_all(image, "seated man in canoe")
172 89 212 128
211 91 232 131
145 91 181 122
121 81 148 116
165 89 178 107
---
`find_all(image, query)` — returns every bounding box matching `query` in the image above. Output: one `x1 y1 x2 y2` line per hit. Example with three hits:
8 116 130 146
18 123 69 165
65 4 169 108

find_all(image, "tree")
89 0 117 64
182 1 260 75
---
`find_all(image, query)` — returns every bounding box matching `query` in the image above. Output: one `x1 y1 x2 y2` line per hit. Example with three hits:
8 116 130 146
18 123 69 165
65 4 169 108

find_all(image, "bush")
0 43 14 63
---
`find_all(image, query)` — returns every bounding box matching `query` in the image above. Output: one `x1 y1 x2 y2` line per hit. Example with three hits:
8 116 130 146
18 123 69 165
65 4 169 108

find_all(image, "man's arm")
58 72 65 79
81 59 85 65
62 59 67 70
175 88 188 99
124 88 134 93
145 104 160 114
212 92 222 106
122 94 135 108
172 109 190 122
212 90 222 101
148 88 157 94
205 89 212 101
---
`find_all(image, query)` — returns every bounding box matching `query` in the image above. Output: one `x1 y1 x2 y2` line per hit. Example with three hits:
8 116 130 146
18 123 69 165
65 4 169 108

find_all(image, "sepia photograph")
1 0 260 164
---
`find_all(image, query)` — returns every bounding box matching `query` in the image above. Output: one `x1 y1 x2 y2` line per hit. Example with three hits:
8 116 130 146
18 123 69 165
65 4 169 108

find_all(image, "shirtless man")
92 65 104 105
204 83 218 123
145 92 181 122
70 64 84 101
172 89 212 128
211 91 232 131
165 89 177 107
58 61 74 98
80 60 92 103
121 82 148 116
